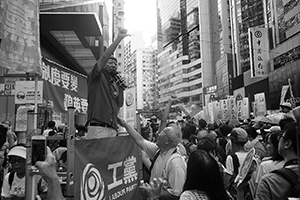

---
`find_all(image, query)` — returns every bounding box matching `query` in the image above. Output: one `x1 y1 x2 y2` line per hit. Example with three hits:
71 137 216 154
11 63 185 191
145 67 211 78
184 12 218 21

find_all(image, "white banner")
254 92 267 116
248 27 269 78
125 87 136 128
15 81 43 104
280 85 289 105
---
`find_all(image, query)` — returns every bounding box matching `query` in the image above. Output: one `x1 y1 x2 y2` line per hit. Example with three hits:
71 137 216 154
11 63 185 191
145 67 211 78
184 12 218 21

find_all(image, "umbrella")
266 113 285 125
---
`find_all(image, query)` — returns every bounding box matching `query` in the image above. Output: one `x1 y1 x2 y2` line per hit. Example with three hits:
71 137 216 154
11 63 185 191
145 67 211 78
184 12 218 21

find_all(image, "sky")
123 0 157 45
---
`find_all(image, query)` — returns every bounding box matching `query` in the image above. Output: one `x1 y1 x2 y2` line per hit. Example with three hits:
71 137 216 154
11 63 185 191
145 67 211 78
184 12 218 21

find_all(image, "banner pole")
34 74 38 131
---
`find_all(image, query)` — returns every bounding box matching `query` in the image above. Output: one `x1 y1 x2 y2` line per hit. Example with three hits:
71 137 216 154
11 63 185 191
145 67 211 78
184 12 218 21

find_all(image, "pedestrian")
279 102 295 120
179 150 229 200
255 122 299 199
118 117 186 199
86 28 130 139
43 121 57 137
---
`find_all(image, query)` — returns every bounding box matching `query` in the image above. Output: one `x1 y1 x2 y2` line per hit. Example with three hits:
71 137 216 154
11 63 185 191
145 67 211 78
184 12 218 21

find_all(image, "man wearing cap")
279 102 295 120
1 144 27 199
224 128 249 191
118 117 186 200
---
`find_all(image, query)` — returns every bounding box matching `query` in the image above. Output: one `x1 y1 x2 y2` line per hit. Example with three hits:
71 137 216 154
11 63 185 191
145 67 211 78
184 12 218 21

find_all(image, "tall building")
268 0 300 109
229 0 265 76
216 0 234 98
124 34 158 119
156 0 219 111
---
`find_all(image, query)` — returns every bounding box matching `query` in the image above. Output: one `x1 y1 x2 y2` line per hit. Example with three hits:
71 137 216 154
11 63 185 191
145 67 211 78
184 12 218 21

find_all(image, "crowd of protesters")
132 99 299 200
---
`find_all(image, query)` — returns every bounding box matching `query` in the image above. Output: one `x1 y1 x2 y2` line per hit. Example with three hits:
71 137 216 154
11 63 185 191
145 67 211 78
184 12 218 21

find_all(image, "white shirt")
1 172 25 198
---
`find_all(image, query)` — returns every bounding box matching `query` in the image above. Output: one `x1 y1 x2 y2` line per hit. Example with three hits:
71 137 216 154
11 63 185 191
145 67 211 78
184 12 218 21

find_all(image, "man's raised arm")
96 28 130 72
117 117 145 149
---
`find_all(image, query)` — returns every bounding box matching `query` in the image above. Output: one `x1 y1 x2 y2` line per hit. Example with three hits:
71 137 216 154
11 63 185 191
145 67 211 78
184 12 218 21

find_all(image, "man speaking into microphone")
86 28 130 139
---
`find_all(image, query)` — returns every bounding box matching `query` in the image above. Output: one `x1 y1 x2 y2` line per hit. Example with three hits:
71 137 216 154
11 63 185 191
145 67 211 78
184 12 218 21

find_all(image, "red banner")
0 0 42 74
74 136 141 200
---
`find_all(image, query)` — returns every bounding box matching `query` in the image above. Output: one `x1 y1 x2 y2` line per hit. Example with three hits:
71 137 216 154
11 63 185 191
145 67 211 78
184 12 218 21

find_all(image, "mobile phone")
31 135 46 165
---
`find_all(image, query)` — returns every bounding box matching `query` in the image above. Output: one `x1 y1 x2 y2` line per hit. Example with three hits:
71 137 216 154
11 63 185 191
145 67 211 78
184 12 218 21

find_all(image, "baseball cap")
264 125 281 132
229 128 248 143
280 102 292 110
8 145 26 159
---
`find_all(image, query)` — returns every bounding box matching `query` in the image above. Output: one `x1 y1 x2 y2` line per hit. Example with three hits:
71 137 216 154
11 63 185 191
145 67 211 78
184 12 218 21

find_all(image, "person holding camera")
86 28 130 139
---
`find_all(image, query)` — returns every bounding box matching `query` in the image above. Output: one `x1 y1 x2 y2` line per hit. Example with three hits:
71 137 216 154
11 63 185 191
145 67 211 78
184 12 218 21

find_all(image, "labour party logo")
81 163 105 200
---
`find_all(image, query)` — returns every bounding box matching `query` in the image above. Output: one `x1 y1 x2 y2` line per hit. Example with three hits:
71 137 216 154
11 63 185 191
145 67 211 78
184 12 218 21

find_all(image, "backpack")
227 153 240 199
272 168 300 198
226 154 253 200
183 142 193 157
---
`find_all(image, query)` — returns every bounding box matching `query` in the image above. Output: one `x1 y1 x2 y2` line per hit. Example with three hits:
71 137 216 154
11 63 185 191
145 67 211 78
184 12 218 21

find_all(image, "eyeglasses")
277 133 288 141
9 157 26 164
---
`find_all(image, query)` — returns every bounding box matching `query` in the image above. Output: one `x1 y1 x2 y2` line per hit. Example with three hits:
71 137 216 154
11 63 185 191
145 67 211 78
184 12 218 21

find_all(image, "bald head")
164 124 182 146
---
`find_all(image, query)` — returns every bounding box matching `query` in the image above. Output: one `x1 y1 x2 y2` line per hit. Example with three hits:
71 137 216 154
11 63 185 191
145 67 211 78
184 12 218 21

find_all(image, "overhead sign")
15 81 43 104
0 0 42 74
248 27 269 78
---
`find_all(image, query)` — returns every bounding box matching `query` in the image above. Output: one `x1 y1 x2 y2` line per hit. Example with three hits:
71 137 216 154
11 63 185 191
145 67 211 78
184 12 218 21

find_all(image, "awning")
40 12 103 75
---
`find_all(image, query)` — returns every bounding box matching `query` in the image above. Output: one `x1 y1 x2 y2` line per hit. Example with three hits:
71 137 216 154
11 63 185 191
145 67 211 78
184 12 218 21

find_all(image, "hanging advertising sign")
41 58 88 114
15 81 43 104
248 27 269 78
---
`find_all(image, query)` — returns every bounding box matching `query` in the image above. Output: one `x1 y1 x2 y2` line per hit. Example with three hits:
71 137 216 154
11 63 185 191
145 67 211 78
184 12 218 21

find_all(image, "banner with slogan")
0 0 42 74
254 92 267 117
74 136 141 200
41 58 87 114
125 87 136 128
248 27 269 78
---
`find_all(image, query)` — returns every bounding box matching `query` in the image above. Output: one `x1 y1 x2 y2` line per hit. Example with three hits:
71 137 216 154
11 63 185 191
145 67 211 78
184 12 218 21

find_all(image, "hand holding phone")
31 135 46 165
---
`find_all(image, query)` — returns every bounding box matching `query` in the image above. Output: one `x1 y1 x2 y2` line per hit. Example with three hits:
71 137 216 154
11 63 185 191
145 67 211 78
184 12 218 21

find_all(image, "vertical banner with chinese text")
0 0 42 74
248 27 269 78
75 136 141 200
41 58 87 114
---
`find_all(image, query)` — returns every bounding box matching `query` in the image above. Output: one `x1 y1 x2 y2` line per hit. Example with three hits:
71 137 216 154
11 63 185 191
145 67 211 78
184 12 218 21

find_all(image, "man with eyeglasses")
118 117 186 200
1 144 28 199
255 121 299 200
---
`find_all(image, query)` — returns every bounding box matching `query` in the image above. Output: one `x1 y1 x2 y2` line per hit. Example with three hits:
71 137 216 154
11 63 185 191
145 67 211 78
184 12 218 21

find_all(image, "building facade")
156 0 220 111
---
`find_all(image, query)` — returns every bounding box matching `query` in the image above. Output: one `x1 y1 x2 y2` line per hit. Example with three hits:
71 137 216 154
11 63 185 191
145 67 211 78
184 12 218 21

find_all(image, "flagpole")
288 78 294 98
34 74 38 132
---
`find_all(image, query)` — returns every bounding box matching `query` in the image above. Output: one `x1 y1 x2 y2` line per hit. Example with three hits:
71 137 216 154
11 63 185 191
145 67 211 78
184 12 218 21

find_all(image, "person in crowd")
197 136 225 175
75 125 87 140
1 144 28 199
179 150 229 200
224 128 249 198
254 130 284 192
198 119 207 131
35 147 63 200
243 125 266 160
181 124 197 158
86 28 130 139
217 124 232 154
255 122 299 200
118 117 186 199
43 121 57 137
279 116 295 130
2 121 17 147
279 102 295 120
